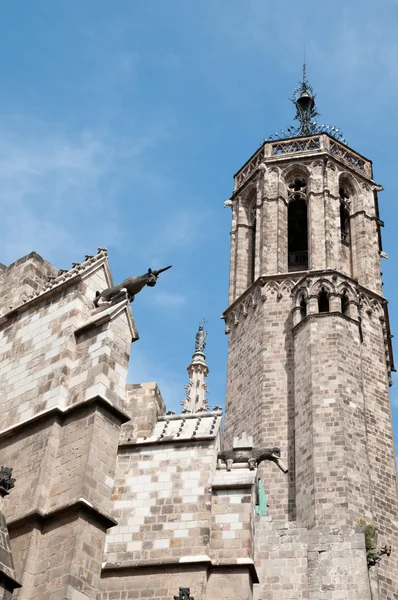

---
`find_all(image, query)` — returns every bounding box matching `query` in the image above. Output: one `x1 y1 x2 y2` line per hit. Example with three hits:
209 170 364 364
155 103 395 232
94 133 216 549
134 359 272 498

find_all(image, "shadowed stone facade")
0 86 397 599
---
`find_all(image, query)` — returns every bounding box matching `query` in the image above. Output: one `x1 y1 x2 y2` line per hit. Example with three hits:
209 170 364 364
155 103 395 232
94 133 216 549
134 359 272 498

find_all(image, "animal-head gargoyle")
94 265 172 308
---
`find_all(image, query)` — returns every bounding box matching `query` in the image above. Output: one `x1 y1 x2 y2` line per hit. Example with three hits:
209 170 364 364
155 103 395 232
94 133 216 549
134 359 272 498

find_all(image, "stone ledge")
210 558 259 584
118 435 218 449
158 411 223 421
0 394 130 440
74 298 138 342
212 468 256 489
102 556 211 572
101 555 259 582
292 310 359 334
7 497 117 531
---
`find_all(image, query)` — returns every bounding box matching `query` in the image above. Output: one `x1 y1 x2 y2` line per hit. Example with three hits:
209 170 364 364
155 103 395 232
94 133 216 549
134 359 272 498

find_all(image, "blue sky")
1 1 398 444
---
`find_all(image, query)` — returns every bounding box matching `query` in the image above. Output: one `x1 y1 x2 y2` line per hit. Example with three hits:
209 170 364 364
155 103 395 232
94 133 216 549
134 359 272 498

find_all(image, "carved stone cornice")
292 311 359 335
222 274 298 334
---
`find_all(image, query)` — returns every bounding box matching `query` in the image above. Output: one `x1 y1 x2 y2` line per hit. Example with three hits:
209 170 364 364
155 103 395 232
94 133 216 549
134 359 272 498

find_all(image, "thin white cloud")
151 291 186 308
0 126 120 264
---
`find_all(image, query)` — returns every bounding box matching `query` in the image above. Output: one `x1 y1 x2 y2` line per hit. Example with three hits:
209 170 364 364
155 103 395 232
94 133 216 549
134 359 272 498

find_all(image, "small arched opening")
341 293 350 316
300 296 307 320
318 288 329 313
288 178 308 271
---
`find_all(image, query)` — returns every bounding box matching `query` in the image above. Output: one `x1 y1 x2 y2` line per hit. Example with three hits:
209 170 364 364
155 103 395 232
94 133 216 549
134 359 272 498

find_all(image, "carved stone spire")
181 320 209 413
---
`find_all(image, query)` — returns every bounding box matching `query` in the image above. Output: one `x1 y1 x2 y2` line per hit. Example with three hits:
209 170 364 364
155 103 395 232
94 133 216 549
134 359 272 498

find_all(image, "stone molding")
101 556 259 583
74 297 138 342
232 134 376 195
292 310 359 335
0 394 130 441
222 275 298 333
7 496 117 532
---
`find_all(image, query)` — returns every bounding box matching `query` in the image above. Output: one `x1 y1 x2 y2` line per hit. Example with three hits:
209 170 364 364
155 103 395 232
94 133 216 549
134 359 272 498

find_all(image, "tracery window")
288 178 308 271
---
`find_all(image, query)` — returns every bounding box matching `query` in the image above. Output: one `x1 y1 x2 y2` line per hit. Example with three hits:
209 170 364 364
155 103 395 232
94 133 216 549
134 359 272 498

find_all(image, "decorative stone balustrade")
233 134 372 192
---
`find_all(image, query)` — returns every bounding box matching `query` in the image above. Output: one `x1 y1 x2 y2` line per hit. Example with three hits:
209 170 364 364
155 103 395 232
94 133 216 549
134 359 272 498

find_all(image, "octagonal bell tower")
222 68 398 599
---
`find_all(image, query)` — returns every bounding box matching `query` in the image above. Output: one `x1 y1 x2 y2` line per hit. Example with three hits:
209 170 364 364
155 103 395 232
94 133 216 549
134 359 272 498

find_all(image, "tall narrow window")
249 201 257 284
318 289 329 313
288 178 308 271
300 296 307 320
341 293 349 315
340 188 350 244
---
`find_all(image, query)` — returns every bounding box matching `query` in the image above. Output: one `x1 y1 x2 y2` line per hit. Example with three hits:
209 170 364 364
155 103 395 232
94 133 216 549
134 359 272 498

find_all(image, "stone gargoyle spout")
94 265 172 307
217 447 288 473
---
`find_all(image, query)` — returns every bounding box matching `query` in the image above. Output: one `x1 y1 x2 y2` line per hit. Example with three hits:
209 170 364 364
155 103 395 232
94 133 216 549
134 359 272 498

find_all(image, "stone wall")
105 439 218 564
224 277 297 522
254 520 372 600
121 382 166 443
293 312 373 528
0 252 57 315
0 250 135 600
100 411 259 600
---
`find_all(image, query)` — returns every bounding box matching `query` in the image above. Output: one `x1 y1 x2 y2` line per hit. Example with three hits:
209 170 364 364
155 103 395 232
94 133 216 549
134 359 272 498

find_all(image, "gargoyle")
367 544 392 569
0 466 15 492
94 266 172 307
217 447 288 473
174 589 194 600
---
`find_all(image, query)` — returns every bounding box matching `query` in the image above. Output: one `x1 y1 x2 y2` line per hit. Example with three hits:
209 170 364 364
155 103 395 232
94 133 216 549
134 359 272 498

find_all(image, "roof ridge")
29 247 108 300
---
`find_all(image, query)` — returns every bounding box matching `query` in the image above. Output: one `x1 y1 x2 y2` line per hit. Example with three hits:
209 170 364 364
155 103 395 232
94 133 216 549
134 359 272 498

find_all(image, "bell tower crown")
226 67 383 306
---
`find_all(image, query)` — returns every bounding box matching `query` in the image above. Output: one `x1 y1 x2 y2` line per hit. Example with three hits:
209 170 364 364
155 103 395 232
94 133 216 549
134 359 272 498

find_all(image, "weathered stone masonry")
223 127 398 599
0 75 397 600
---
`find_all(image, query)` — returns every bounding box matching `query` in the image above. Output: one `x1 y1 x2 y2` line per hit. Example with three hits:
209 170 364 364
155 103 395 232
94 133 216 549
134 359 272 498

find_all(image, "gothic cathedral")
0 71 396 600
223 69 398 599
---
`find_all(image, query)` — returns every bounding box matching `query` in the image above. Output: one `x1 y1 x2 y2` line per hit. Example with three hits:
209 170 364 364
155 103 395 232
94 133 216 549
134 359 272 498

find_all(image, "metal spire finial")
302 60 307 85
291 63 319 136
265 65 347 144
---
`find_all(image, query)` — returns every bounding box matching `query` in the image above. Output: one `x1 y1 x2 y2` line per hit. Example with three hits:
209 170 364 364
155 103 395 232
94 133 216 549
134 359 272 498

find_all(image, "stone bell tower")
222 67 398 599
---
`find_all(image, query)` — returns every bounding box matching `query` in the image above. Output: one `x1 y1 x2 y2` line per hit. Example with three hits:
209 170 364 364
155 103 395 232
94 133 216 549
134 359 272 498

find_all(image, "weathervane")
266 64 346 144
291 62 319 136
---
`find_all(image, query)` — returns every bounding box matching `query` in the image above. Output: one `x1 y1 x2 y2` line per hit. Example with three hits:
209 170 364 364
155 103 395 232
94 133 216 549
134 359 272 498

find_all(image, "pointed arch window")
300 296 307 320
340 187 350 245
249 199 257 284
318 288 329 313
288 178 308 271
341 292 349 315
